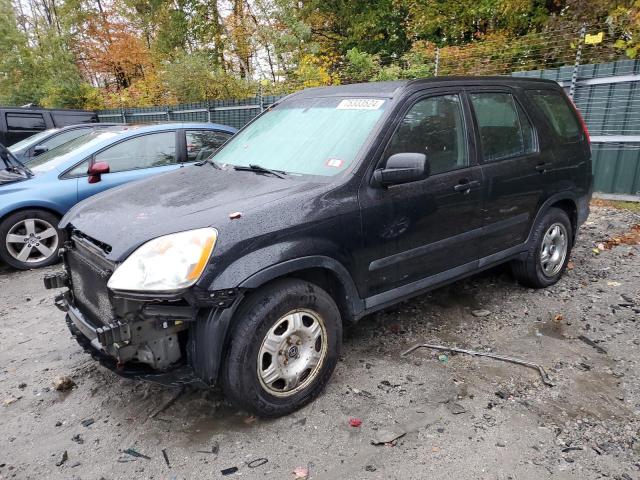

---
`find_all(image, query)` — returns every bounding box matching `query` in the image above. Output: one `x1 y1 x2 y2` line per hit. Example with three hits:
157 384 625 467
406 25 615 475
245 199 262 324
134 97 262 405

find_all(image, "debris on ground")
471 309 491 317
438 354 448 363
3 396 21 406
55 450 68 467
221 466 239 475
446 402 466 415
149 386 185 419
402 343 554 386
577 335 607 354
196 441 219 455
162 449 170 468
123 448 151 460
293 466 309 479
80 418 95 427
348 417 362 427
371 424 407 445
71 434 84 444
247 458 268 468
53 375 76 391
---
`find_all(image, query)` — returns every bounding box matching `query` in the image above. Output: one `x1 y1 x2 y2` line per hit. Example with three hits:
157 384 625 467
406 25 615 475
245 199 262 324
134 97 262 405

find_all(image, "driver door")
357 91 484 302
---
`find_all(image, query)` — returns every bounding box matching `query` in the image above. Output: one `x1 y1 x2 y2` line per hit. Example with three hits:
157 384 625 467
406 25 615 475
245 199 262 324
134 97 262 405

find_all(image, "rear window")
52 113 96 127
526 90 582 142
469 92 535 162
6 113 46 131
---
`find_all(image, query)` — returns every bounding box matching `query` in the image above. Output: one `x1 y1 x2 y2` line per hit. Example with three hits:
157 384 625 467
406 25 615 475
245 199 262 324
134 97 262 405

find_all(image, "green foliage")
0 0 635 109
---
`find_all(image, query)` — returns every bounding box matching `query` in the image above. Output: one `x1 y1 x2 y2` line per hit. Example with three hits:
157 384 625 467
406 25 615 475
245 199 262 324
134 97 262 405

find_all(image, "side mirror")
373 153 429 187
88 161 110 184
33 145 48 156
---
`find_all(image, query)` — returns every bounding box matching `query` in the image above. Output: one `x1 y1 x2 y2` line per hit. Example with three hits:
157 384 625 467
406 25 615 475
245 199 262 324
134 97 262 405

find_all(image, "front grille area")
66 236 115 328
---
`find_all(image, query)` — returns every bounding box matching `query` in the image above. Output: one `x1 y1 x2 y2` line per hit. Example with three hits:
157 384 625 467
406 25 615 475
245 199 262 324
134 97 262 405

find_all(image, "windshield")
212 96 387 177
29 129 124 173
8 130 56 152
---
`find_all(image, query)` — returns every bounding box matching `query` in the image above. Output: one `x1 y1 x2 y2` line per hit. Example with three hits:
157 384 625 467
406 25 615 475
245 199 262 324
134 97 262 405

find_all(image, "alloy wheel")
5 218 59 264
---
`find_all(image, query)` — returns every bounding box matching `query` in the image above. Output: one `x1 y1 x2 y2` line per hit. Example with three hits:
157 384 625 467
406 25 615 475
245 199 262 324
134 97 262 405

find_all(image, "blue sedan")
0 122 236 269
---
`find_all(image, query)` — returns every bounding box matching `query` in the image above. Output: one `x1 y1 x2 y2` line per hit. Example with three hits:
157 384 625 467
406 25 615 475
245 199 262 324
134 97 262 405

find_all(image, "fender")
237 255 364 318
525 191 580 245
0 200 66 222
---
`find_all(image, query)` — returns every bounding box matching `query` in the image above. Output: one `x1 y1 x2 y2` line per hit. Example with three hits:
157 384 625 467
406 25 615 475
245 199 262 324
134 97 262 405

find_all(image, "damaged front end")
46 231 238 387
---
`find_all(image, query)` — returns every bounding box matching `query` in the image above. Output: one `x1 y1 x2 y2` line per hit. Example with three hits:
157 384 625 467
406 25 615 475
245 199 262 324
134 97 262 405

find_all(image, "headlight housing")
107 228 217 292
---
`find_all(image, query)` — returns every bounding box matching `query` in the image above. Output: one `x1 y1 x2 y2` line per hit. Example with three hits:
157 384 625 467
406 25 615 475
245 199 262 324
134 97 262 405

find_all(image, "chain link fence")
97 24 640 195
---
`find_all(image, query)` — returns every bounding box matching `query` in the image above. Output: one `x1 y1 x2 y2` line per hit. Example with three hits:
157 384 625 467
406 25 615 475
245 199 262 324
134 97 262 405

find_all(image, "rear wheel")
512 207 573 288
0 209 64 270
220 279 341 417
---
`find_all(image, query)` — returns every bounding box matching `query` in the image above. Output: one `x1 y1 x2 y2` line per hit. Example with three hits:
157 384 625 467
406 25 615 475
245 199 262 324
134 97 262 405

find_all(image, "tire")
220 278 342 417
0 209 65 270
512 207 573 288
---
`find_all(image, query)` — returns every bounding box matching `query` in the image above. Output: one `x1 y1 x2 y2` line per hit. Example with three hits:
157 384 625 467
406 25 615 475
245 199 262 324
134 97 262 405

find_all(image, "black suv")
0 107 98 146
46 77 592 417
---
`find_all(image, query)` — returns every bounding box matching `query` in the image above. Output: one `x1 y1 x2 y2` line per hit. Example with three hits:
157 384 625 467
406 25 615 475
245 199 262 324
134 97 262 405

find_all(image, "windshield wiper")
233 164 287 179
195 157 222 169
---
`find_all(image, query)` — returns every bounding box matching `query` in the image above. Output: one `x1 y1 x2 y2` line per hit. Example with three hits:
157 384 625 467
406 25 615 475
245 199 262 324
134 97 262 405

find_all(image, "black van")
46 76 592 417
0 107 98 146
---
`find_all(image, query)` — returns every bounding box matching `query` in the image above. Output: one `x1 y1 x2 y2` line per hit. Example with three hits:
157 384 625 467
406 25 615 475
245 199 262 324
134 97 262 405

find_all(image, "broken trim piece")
401 343 554 387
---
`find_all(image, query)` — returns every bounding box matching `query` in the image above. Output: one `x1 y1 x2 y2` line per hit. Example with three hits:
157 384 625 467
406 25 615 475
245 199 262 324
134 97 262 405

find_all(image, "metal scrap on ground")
402 343 554 387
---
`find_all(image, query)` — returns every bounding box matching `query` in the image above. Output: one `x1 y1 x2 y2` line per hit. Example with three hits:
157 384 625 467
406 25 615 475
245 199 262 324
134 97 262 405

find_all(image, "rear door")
467 88 548 259
75 130 181 202
525 89 591 196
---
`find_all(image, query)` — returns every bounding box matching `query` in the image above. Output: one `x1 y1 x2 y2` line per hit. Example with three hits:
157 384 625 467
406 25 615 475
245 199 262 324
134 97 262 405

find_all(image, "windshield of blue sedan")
212 97 387 177
29 129 124 173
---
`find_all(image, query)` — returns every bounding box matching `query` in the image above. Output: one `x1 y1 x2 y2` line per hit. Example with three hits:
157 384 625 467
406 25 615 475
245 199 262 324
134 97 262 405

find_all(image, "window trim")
58 130 179 179
372 89 473 181
465 89 540 165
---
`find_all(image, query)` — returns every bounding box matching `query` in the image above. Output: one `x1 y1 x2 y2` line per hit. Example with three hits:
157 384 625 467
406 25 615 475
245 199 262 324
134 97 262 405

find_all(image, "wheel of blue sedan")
0 209 64 270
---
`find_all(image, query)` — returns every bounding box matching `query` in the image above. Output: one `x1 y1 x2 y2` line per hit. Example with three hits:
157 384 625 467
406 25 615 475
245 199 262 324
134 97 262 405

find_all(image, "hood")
0 168 29 186
62 165 325 260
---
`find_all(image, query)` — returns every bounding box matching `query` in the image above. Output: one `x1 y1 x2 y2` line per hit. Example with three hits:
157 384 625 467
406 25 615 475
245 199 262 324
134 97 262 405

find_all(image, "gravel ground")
1 204 639 480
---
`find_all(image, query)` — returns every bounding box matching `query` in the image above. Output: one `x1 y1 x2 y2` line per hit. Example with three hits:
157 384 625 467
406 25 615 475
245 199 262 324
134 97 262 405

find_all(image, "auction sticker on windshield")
336 99 385 110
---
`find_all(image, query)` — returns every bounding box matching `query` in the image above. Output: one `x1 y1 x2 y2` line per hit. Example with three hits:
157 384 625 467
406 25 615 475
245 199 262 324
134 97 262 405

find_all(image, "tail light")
568 97 590 147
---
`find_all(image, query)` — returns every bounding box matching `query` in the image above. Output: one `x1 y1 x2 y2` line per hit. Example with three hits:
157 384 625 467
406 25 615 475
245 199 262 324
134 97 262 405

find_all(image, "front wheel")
220 279 342 417
0 209 64 270
511 207 573 288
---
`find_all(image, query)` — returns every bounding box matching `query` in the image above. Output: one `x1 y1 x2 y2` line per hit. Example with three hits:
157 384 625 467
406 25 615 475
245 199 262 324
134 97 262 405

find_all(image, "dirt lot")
1 204 639 480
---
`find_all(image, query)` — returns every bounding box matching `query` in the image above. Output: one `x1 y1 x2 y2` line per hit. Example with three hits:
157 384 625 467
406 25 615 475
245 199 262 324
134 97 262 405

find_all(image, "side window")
41 129 89 151
526 90 582 142
52 113 95 127
469 92 536 162
6 113 46 132
185 130 232 162
65 159 90 178
385 94 468 175
94 132 176 173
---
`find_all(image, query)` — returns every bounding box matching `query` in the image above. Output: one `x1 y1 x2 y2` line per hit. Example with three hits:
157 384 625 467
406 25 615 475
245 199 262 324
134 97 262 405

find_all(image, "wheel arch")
528 193 579 245
0 204 65 227
238 256 365 323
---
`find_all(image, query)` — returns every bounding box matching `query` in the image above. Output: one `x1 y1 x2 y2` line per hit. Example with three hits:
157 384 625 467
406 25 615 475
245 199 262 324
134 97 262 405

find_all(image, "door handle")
453 179 480 193
535 162 551 173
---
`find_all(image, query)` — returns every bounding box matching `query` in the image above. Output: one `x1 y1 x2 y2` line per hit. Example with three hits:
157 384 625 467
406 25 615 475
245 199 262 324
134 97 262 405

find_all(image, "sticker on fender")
337 99 385 110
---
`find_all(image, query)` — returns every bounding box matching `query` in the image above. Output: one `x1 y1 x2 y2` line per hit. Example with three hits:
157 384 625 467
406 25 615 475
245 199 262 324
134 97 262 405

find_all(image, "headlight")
107 228 217 292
